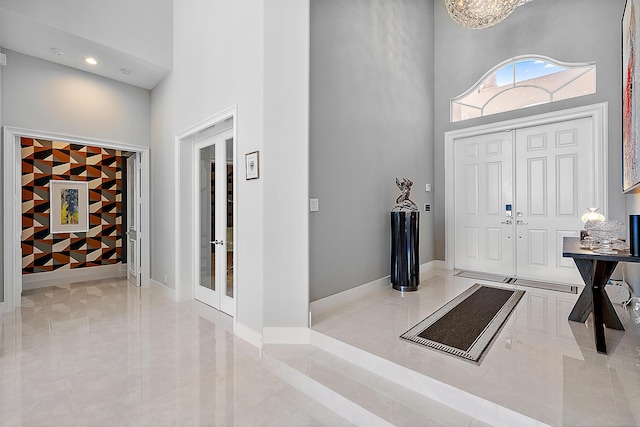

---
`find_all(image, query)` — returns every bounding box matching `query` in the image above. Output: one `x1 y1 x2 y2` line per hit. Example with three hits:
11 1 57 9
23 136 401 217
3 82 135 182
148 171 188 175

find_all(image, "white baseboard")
22 263 126 290
263 327 310 344
420 260 438 275
310 275 390 318
235 322 263 349
149 278 176 299
436 260 448 269
310 261 446 320
421 260 448 275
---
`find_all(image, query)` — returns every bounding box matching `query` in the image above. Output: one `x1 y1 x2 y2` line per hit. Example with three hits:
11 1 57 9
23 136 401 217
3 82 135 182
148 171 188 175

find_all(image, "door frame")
444 102 608 270
2 126 151 312
174 105 237 319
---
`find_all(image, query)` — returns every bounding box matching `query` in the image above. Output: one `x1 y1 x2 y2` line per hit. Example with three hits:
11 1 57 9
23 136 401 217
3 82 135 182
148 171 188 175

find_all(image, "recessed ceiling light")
84 57 98 65
51 48 64 56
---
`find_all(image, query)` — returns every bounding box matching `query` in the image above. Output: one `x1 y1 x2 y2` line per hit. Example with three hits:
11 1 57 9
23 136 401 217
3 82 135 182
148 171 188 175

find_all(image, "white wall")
1 50 150 145
151 0 310 341
0 0 172 71
263 0 310 328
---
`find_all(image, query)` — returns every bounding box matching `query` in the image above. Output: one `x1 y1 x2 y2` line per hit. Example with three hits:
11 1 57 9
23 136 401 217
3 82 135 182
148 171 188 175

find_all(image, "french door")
454 116 596 285
194 129 235 316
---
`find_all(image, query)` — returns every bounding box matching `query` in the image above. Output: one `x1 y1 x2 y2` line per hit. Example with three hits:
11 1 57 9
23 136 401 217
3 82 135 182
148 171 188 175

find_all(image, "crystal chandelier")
444 0 522 29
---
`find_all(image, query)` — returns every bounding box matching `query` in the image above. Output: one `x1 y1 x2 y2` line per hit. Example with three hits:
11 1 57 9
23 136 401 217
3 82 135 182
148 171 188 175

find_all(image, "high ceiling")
0 0 172 90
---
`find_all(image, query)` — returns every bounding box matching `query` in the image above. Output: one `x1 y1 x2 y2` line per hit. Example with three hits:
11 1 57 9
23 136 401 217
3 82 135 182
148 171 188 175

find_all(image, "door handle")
210 240 224 245
501 220 513 225
516 220 528 225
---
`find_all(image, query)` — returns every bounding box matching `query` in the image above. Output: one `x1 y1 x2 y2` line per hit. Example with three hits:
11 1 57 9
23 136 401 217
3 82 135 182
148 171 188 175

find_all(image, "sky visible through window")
452 56 596 122
494 60 565 86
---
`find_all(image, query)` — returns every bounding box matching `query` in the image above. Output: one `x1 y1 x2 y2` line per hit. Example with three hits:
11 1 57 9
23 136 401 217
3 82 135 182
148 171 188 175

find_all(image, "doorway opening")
444 103 607 288
174 105 237 319
2 127 150 312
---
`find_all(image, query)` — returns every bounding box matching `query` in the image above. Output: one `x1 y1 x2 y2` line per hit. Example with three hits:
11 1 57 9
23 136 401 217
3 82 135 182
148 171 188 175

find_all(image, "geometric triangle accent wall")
21 137 123 274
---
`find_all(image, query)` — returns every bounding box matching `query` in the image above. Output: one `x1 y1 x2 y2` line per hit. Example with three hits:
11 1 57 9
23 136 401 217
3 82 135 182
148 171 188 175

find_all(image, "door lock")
501 220 513 225
210 240 224 245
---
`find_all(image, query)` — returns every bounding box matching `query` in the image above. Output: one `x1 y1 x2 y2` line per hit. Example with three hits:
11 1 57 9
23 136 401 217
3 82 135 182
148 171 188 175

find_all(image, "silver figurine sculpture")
392 177 418 212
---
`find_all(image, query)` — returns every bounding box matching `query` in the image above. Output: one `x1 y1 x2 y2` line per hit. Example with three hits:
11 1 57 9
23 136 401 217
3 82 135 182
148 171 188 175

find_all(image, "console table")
562 237 630 354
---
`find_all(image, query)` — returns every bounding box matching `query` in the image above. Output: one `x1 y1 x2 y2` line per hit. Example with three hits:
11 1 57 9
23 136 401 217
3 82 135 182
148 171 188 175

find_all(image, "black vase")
630 215 640 256
390 211 420 291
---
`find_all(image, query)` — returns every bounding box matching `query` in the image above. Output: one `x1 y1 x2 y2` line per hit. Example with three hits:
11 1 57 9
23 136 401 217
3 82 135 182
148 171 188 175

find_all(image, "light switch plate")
310 198 319 212
425 184 431 192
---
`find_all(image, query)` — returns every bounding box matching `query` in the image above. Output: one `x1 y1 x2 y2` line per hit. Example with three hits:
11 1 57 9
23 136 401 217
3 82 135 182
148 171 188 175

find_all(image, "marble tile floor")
0 278 353 427
261 343 494 427
311 269 640 427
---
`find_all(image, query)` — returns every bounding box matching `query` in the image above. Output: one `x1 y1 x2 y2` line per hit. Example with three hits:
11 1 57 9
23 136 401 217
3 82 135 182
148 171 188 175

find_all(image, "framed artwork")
50 180 89 233
623 0 640 192
245 151 260 180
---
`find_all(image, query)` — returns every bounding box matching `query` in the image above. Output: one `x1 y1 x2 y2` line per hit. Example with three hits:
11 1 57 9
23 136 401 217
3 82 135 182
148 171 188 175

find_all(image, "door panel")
126 153 141 286
220 136 235 314
454 132 514 275
515 117 591 284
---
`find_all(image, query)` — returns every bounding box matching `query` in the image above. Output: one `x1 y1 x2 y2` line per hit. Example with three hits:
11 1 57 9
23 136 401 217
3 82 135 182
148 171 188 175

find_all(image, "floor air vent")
454 271 578 294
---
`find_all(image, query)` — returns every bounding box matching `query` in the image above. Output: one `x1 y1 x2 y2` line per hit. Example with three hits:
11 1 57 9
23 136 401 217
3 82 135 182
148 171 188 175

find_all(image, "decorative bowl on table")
584 220 626 254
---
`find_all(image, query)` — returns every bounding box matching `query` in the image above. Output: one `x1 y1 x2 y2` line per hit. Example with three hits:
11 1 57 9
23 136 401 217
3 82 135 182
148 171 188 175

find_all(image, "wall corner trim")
235 322 263 349
149 278 175 298
262 327 310 345
420 260 443 275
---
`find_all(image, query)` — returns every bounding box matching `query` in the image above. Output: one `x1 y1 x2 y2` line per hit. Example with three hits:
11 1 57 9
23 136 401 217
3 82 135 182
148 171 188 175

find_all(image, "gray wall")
433 0 627 260
310 0 434 301
1 49 150 304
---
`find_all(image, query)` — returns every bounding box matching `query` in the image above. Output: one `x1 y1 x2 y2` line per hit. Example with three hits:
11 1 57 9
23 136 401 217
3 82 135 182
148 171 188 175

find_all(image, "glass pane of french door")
225 137 234 298
199 145 215 293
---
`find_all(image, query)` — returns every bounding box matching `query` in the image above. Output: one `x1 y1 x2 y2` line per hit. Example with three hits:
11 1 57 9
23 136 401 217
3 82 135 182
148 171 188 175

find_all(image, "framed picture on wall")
245 151 260 180
623 0 640 192
50 180 89 233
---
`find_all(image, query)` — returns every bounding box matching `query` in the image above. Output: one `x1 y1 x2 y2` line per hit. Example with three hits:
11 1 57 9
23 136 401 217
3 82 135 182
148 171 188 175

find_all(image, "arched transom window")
451 55 596 122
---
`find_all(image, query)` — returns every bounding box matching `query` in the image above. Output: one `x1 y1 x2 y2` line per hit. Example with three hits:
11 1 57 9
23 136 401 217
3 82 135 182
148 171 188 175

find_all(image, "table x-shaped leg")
568 258 624 353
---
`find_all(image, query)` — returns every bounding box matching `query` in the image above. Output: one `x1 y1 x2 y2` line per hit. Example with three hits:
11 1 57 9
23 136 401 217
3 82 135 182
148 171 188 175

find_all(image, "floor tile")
312 269 640 426
0 278 349 426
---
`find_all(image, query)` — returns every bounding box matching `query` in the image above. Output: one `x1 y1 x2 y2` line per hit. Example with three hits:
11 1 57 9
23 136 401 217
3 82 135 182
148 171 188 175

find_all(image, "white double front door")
454 116 597 285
